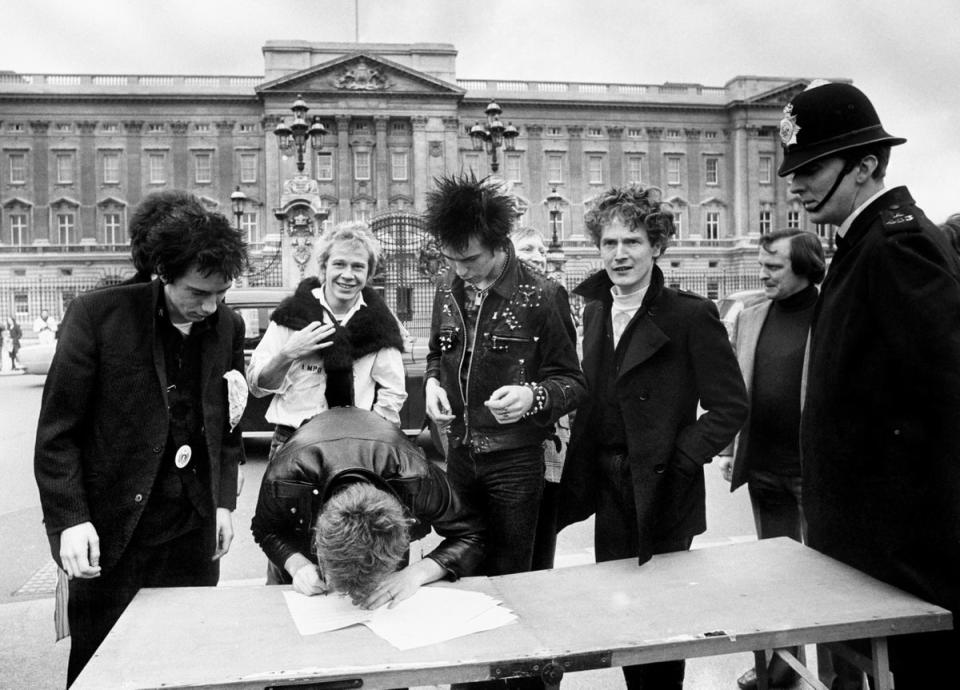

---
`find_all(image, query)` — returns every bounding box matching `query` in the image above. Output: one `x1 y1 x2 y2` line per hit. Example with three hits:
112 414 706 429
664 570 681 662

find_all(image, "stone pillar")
374 116 389 212
526 125 544 228
30 120 50 242
336 115 351 214
216 120 236 194
412 116 428 211
733 125 749 239
443 117 460 177
77 121 98 240
170 121 190 190
124 120 144 207
567 126 583 239
646 127 663 189
607 126 624 188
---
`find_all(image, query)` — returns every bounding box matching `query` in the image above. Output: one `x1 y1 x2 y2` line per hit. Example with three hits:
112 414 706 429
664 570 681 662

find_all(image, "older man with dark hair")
35 197 248 686
424 174 585 583
719 228 825 690
559 184 747 690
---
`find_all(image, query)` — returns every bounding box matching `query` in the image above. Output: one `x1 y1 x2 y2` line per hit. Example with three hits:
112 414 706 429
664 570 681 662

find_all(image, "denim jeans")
746 469 806 542
446 443 544 577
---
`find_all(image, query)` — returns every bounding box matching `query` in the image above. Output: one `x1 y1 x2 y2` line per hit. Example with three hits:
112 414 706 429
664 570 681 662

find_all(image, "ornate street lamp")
230 186 248 232
273 94 328 173
546 186 563 249
468 101 519 173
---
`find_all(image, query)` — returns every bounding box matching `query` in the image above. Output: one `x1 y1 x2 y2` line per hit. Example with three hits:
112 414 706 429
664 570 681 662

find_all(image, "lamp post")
545 187 566 275
273 94 328 172
468 101 519 174
230 186 248 233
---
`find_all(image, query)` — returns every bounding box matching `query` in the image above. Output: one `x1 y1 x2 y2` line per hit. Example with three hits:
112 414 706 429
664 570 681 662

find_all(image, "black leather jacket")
251 407 485 579
425 245 586 453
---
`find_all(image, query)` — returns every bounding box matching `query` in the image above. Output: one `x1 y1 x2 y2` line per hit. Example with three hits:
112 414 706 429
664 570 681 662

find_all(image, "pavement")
1 431 782 689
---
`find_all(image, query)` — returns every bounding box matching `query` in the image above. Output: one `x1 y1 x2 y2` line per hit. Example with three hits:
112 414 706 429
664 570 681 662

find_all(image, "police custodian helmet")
777 81 906 177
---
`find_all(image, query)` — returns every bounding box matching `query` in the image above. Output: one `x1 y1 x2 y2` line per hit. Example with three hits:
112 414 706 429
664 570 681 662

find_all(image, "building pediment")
97 196 128 207
2 196 33 209
256 52 465 98
745 80 813 107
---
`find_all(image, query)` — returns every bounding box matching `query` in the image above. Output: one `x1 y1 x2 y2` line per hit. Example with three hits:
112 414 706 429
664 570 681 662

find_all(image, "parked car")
224 287 426 440
17 341 56 376
717 288 766 340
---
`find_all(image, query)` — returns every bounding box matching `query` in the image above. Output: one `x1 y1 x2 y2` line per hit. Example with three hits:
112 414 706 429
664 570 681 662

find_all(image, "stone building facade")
0 40 832 321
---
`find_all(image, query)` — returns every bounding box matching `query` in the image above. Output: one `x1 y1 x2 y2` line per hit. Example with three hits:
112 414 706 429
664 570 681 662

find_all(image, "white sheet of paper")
282 590 371 635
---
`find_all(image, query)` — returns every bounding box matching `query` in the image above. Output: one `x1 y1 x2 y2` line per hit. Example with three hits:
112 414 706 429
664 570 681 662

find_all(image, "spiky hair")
424 173 516 252
313 483 412 605
129 190 208 281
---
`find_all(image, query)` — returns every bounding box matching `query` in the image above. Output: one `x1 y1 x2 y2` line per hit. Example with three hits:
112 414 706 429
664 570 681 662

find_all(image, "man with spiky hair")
125 190 210 283
35 198 248 686
423 174 585 585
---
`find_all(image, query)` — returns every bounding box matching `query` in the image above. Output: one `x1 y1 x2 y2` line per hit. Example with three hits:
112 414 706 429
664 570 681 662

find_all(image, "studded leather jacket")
425 245 586 453
251 407 485 580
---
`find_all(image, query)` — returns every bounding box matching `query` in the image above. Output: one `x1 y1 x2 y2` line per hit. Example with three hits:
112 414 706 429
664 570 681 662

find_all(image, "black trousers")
596 450 692 690
66 525 218 687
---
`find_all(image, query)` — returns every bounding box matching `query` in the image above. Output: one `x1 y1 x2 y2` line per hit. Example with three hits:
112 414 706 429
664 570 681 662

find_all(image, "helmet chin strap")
809 160 857 213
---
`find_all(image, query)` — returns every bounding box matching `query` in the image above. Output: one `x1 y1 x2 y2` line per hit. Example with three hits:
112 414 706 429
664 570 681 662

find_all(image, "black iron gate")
369 210 443 343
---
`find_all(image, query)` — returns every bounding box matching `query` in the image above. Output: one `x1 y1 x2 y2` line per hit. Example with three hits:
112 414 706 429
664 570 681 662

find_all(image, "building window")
390 121 407 135
704 131 718 140
353 150 371 181
194 153 212 183
101 123 118 133
239 123 256 133
8 123 24 133
705 157 719 185
627 128 643 138
547 153 564 183
391 151 408 181
195 123 210 133
56 123 72 133
705 210 720 239
104 212 122 245
666 128 681 139
57 213 76 245
316 152 334 181
502 153 521 184
587 155 603 184
9 153 26 184
626 156 643 184
666 156 682 185
102 152 121 184
816 224 830 239
673 209 683 239
759 155 773 184
56 153 75 184
787 210 801 229
148 153 166 184
240 211 258 244
759 208 772 235
9 214 27 245
147 123 164 133
240 152 258 184
353 121 370 134
587 127 603 137
546 126 562 137
464 152 481 174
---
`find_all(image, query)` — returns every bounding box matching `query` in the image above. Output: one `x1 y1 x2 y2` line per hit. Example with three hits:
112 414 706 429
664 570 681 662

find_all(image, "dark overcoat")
34 279 246 571
559 265 748 564
801 186 960 614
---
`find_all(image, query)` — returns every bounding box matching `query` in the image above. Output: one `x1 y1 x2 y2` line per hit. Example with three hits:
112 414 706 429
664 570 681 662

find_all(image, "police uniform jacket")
559 265 748 564
425 243 585 453
34 279 245 571
801 186 960 613
251 407 486 580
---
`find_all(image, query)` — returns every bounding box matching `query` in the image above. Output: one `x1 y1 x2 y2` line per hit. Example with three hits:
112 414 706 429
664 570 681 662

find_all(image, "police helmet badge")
779 103 800 147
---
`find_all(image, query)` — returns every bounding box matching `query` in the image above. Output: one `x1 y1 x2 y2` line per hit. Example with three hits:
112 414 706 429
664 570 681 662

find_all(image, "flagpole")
355 0 359 42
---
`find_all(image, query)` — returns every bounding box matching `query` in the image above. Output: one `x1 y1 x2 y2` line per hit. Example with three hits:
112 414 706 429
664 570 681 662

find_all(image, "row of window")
4 122 261 134
541 126 721 140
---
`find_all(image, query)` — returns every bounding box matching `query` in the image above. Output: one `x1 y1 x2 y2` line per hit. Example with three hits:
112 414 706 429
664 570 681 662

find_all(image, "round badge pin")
174 444 192 469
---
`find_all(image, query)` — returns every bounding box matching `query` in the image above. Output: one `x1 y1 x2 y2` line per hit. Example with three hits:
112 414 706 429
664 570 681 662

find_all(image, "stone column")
216 120 236 194
733 124 749 239
124 120 144 207
412 116 428 211
567 126 583 239
443 117 460 177
30 121 51 241
170 121 190 190
336 115 351 213
374 115 389 212
607 126 624 188
646 127 663 189
77 121 98 240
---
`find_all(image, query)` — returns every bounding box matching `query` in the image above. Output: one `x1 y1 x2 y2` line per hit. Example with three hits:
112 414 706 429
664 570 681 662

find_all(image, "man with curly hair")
423 174 585 581
252 407 485 607
559 184 747 690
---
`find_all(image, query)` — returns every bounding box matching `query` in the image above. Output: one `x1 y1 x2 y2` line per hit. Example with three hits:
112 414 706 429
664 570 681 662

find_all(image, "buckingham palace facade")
0 40 832 319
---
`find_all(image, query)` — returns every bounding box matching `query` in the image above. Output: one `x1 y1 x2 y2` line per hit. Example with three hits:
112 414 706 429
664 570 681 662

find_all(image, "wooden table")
73 538 952 690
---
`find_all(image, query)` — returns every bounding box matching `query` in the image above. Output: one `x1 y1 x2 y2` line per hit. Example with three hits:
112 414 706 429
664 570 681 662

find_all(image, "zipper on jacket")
449 293 471 443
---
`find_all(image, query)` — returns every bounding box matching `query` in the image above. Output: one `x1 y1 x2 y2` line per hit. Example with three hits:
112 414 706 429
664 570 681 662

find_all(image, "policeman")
784 82 960 690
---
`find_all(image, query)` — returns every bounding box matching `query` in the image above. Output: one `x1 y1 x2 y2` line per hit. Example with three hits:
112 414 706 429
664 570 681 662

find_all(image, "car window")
233 307 272 352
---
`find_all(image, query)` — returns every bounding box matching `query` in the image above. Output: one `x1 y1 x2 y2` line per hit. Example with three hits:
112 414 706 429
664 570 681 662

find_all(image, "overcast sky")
3 0 958 222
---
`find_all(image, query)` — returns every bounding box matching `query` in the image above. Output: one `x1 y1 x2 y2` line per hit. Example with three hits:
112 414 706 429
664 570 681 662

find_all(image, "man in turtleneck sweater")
720 229 825 690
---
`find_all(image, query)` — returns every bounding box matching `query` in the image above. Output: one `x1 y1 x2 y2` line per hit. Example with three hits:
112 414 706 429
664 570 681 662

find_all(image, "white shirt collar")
837 186 888 238
313 285 366 323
